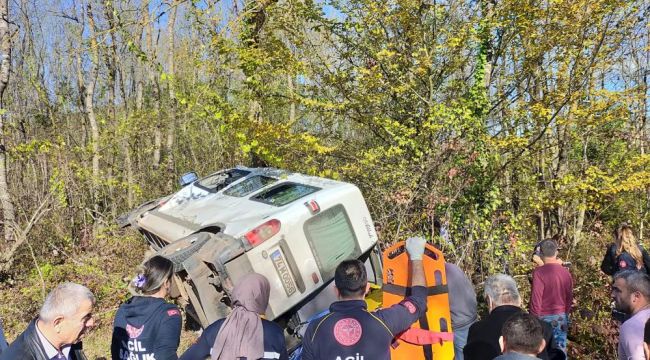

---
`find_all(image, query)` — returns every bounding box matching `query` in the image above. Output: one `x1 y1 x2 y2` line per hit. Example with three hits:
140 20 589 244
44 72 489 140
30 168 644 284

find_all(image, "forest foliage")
0 0 649 358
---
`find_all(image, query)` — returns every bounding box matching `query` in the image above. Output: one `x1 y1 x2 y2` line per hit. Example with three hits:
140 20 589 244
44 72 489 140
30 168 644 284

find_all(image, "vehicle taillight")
245 219 281 247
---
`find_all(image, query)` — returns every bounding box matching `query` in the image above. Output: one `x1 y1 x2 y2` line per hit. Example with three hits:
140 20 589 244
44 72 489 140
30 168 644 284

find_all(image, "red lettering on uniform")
402 301 416 314
167 309 180 317
333 318 363 346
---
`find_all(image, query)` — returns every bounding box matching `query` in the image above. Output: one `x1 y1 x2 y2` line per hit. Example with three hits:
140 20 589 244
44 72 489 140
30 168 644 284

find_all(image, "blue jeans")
0 319 7 351
539 313 568 354
453 322 473 360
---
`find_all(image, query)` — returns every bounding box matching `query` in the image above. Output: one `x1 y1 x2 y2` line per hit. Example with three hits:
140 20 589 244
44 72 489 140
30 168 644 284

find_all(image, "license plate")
270 249 297 296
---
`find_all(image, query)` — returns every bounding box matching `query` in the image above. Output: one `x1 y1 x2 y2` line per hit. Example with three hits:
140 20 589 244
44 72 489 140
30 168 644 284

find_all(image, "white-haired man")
464 274 565 360
0 282 95 360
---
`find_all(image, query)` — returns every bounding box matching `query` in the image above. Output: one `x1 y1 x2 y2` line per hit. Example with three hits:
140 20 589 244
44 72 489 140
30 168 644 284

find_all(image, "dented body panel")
120 166 381 341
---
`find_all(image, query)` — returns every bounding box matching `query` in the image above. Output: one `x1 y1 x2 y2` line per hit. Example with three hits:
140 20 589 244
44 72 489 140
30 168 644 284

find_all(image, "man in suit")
464 274 565 360
0 282 95 360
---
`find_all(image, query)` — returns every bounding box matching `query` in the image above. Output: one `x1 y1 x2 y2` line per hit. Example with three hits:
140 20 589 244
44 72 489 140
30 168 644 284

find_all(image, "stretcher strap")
417 312 434 360
398 328 454 345
381 283 449 297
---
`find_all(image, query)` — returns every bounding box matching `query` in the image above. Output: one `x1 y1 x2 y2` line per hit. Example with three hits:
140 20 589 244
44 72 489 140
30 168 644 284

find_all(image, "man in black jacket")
0 282 95 360
464 274 565 360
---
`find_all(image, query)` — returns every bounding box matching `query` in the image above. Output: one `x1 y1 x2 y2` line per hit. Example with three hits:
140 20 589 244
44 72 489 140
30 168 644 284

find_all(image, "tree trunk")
573 199 586 249
135 1 147 112
145 4 162 169
104 1 119 124
135 65 144 111
480 0 496 91
75 4 100 218
554 122 570 237
165 0 179 174
288 74 296 123
0 0 15 242
640 30 648 240
86 4 100 190
573 139 589 249
104 1 134 208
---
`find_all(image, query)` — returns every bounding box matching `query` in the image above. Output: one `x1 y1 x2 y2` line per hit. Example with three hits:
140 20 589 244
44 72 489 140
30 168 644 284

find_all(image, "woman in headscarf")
180 273 288 360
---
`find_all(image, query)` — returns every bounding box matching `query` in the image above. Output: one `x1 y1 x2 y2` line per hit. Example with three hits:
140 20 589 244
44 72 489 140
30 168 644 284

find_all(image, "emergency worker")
111 255 181 360
180 273 287 360
601 224 650 275
301 236 428 360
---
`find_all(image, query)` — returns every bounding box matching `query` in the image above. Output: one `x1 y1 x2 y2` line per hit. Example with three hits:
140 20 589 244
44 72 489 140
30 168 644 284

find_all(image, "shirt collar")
631 306 650 318
491 305 522 314
330 299 367 312
35 320 71 360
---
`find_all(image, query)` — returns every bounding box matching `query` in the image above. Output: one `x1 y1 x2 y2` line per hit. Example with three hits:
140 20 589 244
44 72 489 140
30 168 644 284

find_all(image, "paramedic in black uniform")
111 255 181 360
301 236 428 360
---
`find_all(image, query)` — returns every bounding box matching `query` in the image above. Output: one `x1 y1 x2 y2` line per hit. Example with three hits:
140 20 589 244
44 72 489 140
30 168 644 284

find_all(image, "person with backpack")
111 255 181 360
601 224 650 276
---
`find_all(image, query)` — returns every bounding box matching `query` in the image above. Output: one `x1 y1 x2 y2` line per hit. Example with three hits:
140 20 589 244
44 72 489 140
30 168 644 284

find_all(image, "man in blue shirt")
301 237 428 360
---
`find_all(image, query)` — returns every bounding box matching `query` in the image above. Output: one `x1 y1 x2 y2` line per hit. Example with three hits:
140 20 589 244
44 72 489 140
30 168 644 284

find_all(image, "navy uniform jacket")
301 286 427 360
111 296 182 360
600 243 650 275
179 317 288 360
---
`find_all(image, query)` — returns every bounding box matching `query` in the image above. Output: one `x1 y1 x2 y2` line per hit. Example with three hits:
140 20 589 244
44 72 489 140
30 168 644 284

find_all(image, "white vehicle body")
121 167 382 338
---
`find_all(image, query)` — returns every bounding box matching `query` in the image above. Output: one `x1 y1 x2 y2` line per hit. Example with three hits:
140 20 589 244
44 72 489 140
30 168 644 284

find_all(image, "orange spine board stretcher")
382 241 455 360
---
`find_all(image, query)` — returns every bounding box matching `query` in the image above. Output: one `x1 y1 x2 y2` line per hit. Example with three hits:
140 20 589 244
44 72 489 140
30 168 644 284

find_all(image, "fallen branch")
0 193 53 273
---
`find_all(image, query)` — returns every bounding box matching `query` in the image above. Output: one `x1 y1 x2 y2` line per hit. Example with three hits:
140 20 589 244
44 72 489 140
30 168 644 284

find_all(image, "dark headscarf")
211 273 270 360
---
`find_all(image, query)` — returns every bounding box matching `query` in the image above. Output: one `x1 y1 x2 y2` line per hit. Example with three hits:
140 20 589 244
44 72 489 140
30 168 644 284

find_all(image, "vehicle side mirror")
179 172 198 187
